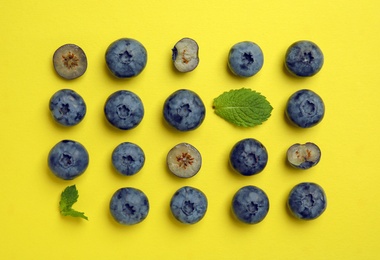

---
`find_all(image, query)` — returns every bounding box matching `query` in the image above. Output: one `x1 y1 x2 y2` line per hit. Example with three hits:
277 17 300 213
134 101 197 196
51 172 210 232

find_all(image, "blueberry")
228 41 264 77
163 89 205 131
109 187 149 225
49 89 86 126
287 182 327 220
231 185 269 224
287 142 321 169
170 186 208 224
286 89 325 128
285 40 324 77
112 142 145 176
104 90 144 130
172 38 199 72
229 138 268 176
166 143 202 178
48 140 89 180
53 44 87 80
105 38 147 78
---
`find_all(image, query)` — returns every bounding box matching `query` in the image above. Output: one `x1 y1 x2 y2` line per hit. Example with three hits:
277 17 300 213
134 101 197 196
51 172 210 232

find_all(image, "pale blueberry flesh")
232 185 269 224
105 38 147 78
287 142 321 169
104 90 144 130
110 187 149 225
170 186 208 224
229 138 268 176
285 40 324 77
228 41 264 77
112 142 145 176
166 142 202 178
163 89 205 131
288 182 327 220
49 89 86 126
286 89 325 128
48 140 89 180
53 44 87 80
172 38 199 72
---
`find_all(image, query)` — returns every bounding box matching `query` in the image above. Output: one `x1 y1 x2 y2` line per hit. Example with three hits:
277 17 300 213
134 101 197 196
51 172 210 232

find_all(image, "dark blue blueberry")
48 140 89 180
228 41 264 77
104 90 144 130
53 44 87 80
231 185 269 224
286 89 325 128
172 38 199 72
170 186 208 224
112 142 145 176
163 89 205 131
285 40 324 77
105 38 147 78
229 138 268 176
110 187 149 225
287 142 321 169
287 182 327 220
49 89 86 126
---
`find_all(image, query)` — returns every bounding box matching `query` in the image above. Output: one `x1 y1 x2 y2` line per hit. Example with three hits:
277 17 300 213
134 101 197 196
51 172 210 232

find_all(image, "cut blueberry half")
48 140 89 180
53 44 87 80
112 142 145 176
228 41 264 77
232 185 269 224
167 143 201 178
172 38 199 72
285 40 324 77
286 89 325 128
105 38 147 78
49 89 86 126
287 182 327 220
287 142 321 169
170 186 208 224
110 187 149 225
163 89 205 131
229 138 268 176
104 90 144 130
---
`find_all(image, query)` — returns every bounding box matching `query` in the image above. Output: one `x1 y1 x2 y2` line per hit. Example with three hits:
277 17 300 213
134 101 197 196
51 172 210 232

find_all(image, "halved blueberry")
166 143 202 178
287 142 321 169
53 44 87 80
172 38 199 72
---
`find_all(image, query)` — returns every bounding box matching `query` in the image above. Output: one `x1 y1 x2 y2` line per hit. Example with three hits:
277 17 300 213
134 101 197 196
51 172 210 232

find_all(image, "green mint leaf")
59 185 88 221
212 88 273 127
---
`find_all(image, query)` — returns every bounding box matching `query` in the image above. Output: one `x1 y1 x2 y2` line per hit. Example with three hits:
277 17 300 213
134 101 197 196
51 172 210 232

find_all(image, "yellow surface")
1 1 379 259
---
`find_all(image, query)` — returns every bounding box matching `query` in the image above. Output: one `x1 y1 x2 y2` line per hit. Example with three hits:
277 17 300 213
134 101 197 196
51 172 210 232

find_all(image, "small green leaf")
59 185 88 221
212 88 273 127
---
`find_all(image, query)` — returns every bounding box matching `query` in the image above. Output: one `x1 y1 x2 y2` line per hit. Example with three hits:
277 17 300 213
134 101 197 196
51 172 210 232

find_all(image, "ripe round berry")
105 38 147 78
49 89 86 127
287 182 327 220
286 89 325 128
229 138 268 176
112 142 145 176
109 187 149 225
48 140 89 180
104 90 144 130
166 143 202 178
53 44 87 80
228 41 264 77
287 142 321 169
172 38 199 72
170 186 208 224
285 40 324 77
163 89 205 131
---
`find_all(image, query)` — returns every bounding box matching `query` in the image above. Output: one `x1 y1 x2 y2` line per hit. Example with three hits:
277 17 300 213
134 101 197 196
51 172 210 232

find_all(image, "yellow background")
1 0 379 259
